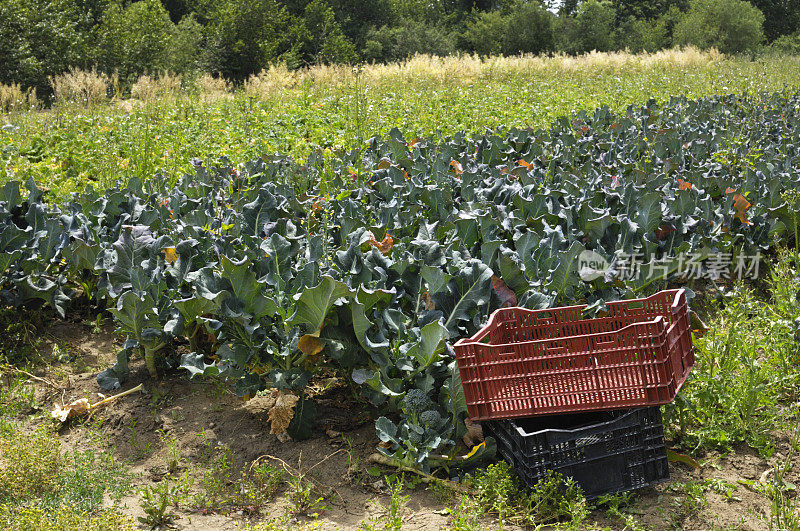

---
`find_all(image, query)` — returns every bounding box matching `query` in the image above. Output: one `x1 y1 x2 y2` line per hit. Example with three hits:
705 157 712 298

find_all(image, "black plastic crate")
484 407 669 499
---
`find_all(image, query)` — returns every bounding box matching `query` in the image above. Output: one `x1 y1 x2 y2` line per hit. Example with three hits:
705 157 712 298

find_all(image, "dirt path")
16 324 798 529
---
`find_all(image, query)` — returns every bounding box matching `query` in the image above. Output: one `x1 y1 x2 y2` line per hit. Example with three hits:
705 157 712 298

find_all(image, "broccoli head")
419 410 443 430
401 389 435 418
406 430 424 445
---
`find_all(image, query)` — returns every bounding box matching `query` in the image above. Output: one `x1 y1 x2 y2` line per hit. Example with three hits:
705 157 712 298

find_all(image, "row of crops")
2 92 800 471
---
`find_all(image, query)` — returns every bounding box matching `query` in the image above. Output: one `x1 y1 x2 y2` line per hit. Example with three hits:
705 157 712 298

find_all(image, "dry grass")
196 73 231 103
239 46 724 98
50 68 109 107
131 71 184 102
242 64 297 99
0 83 37 113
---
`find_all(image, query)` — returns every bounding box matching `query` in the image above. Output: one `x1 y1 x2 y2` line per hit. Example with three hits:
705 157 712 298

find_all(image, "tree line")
1 0 798 99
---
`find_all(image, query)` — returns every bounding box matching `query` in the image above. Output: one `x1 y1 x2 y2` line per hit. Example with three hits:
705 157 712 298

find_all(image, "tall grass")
49 68 110 107
0 84 38 113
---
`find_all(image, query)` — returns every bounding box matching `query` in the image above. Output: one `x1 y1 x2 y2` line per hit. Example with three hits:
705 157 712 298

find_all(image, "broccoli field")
2 65 800 529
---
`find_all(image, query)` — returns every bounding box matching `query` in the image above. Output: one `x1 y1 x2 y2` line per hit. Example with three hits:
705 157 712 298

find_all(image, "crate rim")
454 288 686 350
501 407 645 438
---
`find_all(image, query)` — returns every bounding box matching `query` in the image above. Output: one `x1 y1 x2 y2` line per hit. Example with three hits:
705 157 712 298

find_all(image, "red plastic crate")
453 289 694 421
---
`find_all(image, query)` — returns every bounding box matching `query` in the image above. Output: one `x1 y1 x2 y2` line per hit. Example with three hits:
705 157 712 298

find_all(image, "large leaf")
432 260 493 337
288 275 354 332
219 255 277 320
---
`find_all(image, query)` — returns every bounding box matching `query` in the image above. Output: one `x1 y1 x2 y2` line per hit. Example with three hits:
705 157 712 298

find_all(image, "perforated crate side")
454 289 694 420
483 407 669 499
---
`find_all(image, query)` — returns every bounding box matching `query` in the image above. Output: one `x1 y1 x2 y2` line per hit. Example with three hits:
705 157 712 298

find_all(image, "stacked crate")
453 289 694 499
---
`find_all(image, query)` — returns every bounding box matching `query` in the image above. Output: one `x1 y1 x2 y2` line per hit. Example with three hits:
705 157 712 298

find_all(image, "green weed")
665 249 800 456
462 461 589 528
0 503 134 530
138 478 183 528
0 420 132 526
359 474 409 531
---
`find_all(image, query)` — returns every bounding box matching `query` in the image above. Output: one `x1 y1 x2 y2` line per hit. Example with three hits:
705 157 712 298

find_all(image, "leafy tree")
610 0 688 22
204 0 291 80
168 13 204 75
286 0 357 66
464 2 555 55
0 0 93 99
363 19 457 61
613 16 668 51
749 0 800 41
558 0 616 53
503 2 556 54
161 0 192 22
96 0 175 84
673 0 764 54
463 10 506 55
328 0 395 47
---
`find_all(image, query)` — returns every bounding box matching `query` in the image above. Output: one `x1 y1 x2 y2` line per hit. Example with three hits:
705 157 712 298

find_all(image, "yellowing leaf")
368 232 394 255
298 333 325 357
268 391 299 435
450 160 463 175
667 448 701 469
677 179 692 190
163 247 178 264
491 275 517 307
377 158 391 169
732 193 752 225
517 159 533 171
423 291 435 311
464 441 485 459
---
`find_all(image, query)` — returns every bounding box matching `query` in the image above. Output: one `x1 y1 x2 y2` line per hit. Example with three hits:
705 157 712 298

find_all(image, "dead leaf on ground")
268 391 299 435
52 398 91 423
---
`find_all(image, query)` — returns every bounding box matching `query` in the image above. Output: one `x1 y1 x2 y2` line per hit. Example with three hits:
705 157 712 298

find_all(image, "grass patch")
443 462 589 529
0 419 133 528
0 504 134 531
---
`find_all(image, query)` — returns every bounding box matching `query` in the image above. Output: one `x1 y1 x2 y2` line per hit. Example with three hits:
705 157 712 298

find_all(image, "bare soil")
15 321 800 530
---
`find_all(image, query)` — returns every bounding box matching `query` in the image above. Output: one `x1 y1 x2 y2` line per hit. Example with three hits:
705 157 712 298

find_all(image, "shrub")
243 65 296 100
130 72 184 102
771 31 800 54
197 73 231 102
673 0 765 54
0 83 37 113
